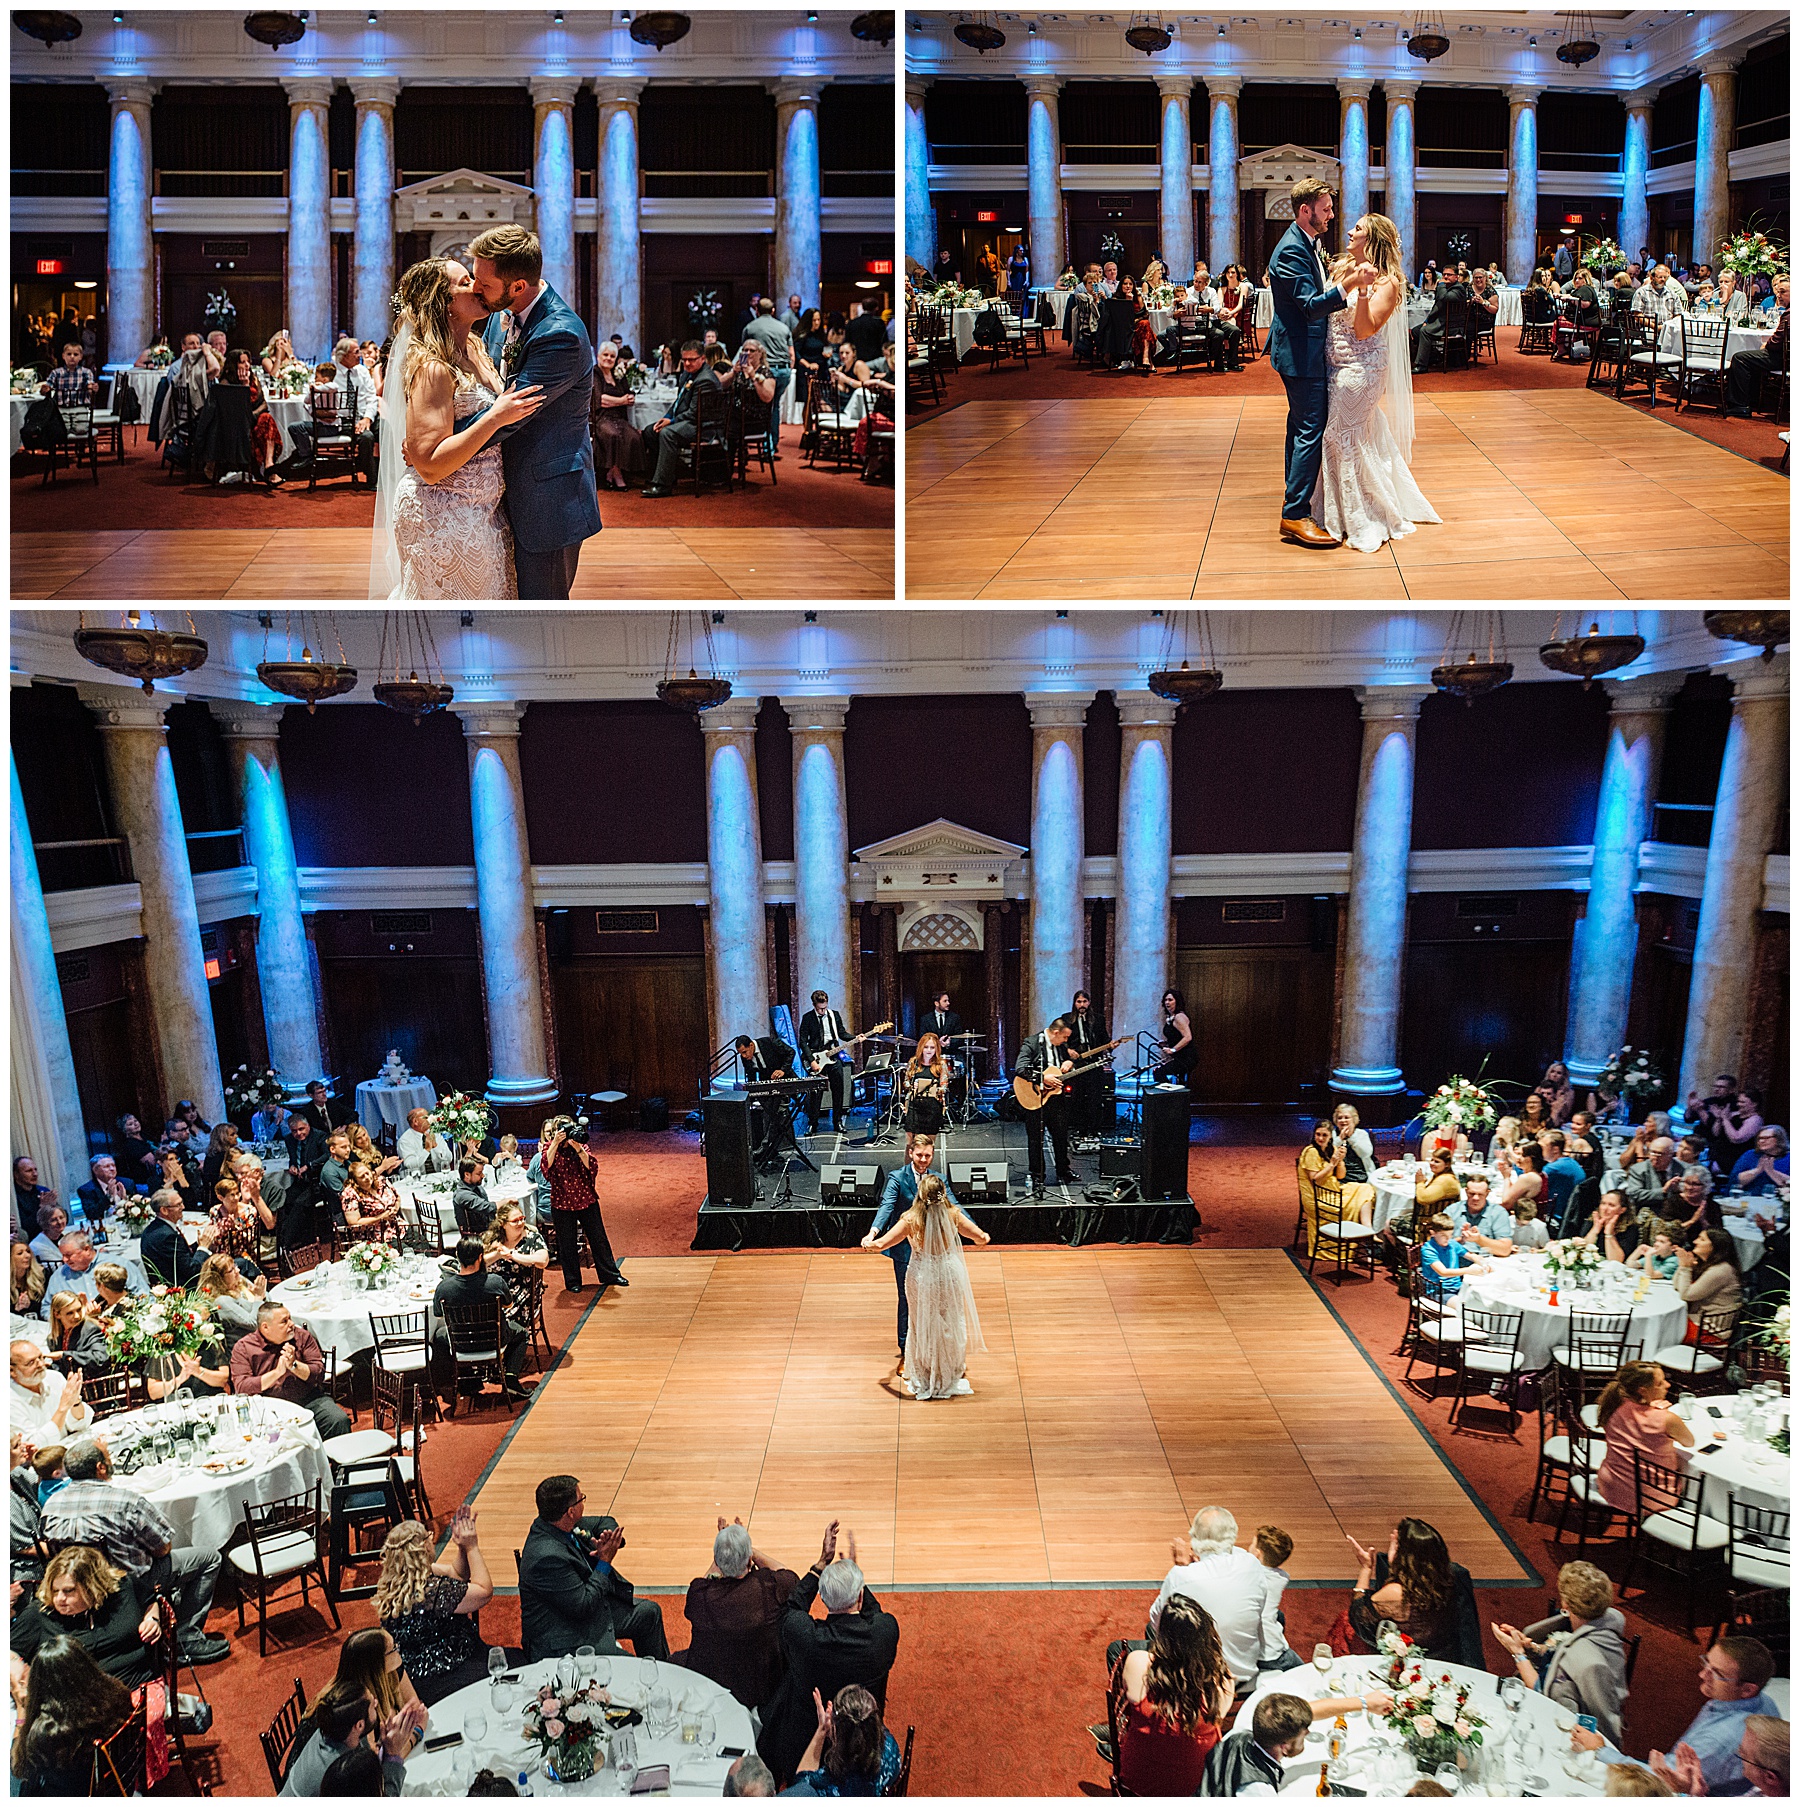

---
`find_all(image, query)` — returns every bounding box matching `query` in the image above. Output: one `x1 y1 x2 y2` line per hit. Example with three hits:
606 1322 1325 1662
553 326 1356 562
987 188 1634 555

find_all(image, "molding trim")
193 866 260 924
532 863 709 909
43 884 144 954
299 866 479 912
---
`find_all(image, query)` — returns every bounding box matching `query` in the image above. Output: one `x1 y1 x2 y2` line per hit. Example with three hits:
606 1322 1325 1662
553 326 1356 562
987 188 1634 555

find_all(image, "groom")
1267 175 1354 550
469 224 601 599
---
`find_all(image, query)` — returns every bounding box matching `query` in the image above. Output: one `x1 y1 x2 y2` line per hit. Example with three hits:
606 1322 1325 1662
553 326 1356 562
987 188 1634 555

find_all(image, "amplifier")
820 1163 881 1206
949 1161 1009 1203
1099 1141 1142 1179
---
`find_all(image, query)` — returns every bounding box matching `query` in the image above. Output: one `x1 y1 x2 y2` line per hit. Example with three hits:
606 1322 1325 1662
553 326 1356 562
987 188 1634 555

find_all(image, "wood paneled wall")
1174 947 1335 1104
551 955 708 1108
58 939 164 1154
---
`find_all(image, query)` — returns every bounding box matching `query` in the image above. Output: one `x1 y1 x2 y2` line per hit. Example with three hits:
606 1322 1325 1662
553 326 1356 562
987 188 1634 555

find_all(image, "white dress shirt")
10 1375 91 1449
333 361 378 422
1149 1545 1285 1685
1632 280 1686 323
398 1126 452 1175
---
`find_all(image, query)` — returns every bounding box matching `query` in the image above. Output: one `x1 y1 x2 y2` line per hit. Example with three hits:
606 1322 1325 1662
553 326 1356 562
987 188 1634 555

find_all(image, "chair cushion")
1318 1221 1376 1241
376 1348 430 1374
227 1529 320 1577
454 1346 501 1363
1639 1510 1729 1551
1464 1346 1527 1375
1652 1344 1723 1374
1418 1319 1482 1345
1730 1548 1790 1588
321 1429 396 1466
1540 1435 1573 1467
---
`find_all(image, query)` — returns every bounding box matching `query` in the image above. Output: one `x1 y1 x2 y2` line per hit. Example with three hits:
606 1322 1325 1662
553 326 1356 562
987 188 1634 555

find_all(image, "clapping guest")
397 1108 450 1176
518 1474 668 1660
1491 1561 1629 1744
347 1122 401 1177
784 1683 901 1798
43 1293 109 1373
112 1114 160 1187
682 1517 801 1711
262 330 297 379
1730 1124 1790 1197
1147 1507 1287 1692
376 1511 507 1706
1345 1518 1480 1665
140 1188 215 1290
1534 1062 1576 1126
1673 1168 1721 1237
10 1241 47 1317
1673 1227 1743 1327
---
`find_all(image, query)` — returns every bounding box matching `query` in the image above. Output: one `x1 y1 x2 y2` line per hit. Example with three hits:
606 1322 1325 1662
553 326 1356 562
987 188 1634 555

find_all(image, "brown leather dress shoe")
1279 516 1340 548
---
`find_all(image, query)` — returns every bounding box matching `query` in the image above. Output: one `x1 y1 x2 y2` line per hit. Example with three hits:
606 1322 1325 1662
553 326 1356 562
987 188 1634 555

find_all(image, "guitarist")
1013 1017 1080 1199
797 989 854 1134
1066 989 1110 1134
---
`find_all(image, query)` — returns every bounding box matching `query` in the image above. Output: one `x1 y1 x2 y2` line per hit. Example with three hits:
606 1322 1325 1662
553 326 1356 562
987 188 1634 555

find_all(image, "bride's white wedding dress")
1313 295 1440 555
902 1205 985 1401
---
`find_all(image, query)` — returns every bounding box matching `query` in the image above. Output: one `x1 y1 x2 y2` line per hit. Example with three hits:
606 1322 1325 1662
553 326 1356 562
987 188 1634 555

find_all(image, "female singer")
903 1032 950 1137
1154 989 1196 1081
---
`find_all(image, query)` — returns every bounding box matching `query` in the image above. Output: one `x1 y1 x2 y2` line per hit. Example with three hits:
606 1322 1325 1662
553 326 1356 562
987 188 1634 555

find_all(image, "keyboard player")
734 1033 797 1161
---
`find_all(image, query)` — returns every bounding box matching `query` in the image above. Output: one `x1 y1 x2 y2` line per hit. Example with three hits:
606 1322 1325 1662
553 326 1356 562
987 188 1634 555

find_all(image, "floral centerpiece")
1377 1661 1488 1773
143 344 174 368
1580 238 1625 275
1145 283 1176 310
103 1287 222 1368
428 1090 491 1148
1757 1300 1790 1370
1597 1045 1664 1113
113 1195 157 1236
203 289 238 336
10 367 43 395
1376 1622 1422 1686
1717 225 1788 285
1543 1238 1602 1290
224 1062 287 1118
1422 1075 1499 1140
1054 269 1080 291
270 361 313 398
345 1240 401 1284
522 1677 611 1783
916 279 986 312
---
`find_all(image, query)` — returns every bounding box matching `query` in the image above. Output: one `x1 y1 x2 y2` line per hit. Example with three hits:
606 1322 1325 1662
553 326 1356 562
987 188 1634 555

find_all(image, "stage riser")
692 1197 1199 1252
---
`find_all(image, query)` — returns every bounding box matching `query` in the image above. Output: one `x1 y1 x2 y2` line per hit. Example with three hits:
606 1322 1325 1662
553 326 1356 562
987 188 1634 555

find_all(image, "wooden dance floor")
907 387 1790 600
10 526 894 601
469 1248 1532 1591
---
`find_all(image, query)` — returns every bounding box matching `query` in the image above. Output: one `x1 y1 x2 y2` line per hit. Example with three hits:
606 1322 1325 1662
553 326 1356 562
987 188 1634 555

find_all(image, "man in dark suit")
920 992 961 1044
642 341 724 499
757 1524 900 1788
139 1188 214 1289
301 1080 343 1134
1065 989 1111 1135
1013 1019 1079 1198
734 1033 798 1160
451 1156 495 1237
518 1474 669 1661
1412 271 1470 373
74 1155 141 1231
283 1113 329 1242
796 991 853 1134
863 1133 946 1362
432 1235 529 1400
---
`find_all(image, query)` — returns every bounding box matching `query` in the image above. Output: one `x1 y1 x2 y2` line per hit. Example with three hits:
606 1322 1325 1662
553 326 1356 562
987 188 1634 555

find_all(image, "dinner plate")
201 1453 252 1475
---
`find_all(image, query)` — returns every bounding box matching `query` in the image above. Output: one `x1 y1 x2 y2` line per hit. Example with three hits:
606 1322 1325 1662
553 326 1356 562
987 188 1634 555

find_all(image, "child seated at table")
490 1134 523 1180
1253 1525 1305 1672
1626 1226 1683 1283
1420 1215 1482 1298
1507 1199 1549 1252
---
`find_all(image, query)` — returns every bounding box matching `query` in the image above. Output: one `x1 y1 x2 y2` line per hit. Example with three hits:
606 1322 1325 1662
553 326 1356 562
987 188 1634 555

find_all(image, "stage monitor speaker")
1099 1141 1142 1180
820 1163 881 1206
702 1093 755 1209
1141 1086 1190 1201
949 1161 1009 1203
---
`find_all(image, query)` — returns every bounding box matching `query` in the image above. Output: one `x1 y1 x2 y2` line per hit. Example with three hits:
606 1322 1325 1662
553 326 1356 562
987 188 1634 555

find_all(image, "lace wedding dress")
387 379 516 600
1312 303 1440 555
902 1203 986 1401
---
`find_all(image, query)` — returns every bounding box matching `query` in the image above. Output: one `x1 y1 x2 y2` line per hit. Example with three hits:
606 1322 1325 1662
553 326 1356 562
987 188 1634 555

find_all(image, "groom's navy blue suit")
480 283 601 598
870 1162 961 1356
1267 220 1351 521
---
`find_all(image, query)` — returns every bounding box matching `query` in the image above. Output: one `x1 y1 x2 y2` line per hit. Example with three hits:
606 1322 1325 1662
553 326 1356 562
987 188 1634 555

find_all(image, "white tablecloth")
1675 1394 1790 1521
1458 1253 1686 1372
1717 1196 1778 1271
103 366 163 419
1497 289 1523 327
630 383 679 431
1658 315 1774 362
10 394 33 455
356 1077 438 1138
100 1395 328 1553
396 1171 537 1236
405 1655 756 1797
264 393 313 461
949 307 977 361
1369 1161 1500 1235
271 1253 446 1361
1240 1652 1607 1796
10 1312 49 1350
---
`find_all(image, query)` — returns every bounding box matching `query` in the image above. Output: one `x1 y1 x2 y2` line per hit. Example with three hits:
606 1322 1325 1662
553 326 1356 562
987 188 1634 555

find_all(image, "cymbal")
943 1031 986 1042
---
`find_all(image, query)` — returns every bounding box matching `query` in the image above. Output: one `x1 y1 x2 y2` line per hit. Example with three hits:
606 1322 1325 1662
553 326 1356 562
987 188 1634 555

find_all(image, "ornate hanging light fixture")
656 611 733 713
1124 14 1172 56
13 12 83 45
256 611 359 712
953 13 1006 55
1538 610 1645 687
1146 611 1224 708
1406 9 1450 62
73 610 208 693
1703 611 1789 663
628 11 691 52
242 10 307 48
849 12 894 46
1555 10 1601 67
1431 610 1513 703
372 611 454 723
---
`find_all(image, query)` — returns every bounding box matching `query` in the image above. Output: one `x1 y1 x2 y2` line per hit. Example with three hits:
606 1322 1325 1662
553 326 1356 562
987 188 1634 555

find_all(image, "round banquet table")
404 1654 756 1797
92 1395 328 1554
356 1076 438 1138
397 1171 537 1237
949 306 978 361
630 382 679 431
269 1252 445 1361
10 394 33 455
103 365 164 419
108 1207 213 1293
1716 1196 1778 1271
1496 288 1522 327
1239 1651 1610 1796
263 393 312 461
1406 295 1433 331
1368 1160 1500 1234
10 1312 49 1350
1672 1392 1790 1520
1457 1252 1685 1372
1658 315 1774 361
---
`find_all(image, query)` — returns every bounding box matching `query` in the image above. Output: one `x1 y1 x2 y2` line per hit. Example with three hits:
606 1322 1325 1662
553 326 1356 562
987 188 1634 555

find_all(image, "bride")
863 1173 990 1400
369 258 543 600
1314 213 1440 554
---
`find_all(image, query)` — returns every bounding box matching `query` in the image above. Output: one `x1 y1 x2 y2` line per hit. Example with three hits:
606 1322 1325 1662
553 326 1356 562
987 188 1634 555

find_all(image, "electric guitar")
805 1020 895 1075
1011 1037 1128 1112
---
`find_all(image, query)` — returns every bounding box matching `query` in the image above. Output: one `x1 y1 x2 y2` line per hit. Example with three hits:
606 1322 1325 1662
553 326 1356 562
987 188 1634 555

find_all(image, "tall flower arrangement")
223 1063 286 1116
1421 1076 1499 1137
1597 1046 1664 1109
427 1090 491 1147
1580 238 1625 274
1717 226 1788 283
102 1287 222 1368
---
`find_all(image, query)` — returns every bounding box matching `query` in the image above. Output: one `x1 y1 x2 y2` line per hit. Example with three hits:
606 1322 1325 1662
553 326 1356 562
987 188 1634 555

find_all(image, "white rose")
1413 1713 1439 1738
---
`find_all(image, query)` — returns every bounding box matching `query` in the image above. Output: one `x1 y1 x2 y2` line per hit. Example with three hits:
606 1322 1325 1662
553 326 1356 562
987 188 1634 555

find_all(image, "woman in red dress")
1114 1596 1233 1794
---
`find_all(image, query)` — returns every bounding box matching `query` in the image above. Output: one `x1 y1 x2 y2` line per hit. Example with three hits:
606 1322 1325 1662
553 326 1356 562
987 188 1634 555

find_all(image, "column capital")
349 77 400 109
699 698 763 737
529 75 578 110
454 700 528 741
1022 71 1065 100
1383 78 1419 102
1506 83 1541 108
905 75 932 106
1154 72 1195 100
1601 671 1686 713
1698 53 1741 79
593 76 646 108
1625 84 1660 113
1353 683 1434 722
1204 74 1242 101
1026 691 1093 731
1722 651 1789 703
105 78 157 109
77 683 169 732
783 695 851 735
283 77 336 110
1336 77 1373 102
209 699 288 742
1114 689 1180 730
771 76 823 109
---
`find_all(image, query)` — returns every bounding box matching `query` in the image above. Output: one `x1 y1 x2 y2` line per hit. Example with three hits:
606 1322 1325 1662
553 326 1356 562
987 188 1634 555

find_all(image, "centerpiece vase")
543 1739 600 1786
1405 1729 1473 1775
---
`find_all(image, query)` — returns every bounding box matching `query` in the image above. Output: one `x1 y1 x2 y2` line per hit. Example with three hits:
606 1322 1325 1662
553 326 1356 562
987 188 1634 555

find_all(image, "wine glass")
488 1646 508 1689
575 1644 597 1688
699 1712 717 1760
1434 1760 1462 1794
463 1707 489 1759
1312 1643 1334 1676
611 1727 638 1795
1498 1675 1525 1747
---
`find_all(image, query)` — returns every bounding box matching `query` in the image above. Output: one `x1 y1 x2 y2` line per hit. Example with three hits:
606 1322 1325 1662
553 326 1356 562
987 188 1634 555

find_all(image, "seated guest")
38 341 98 407
342 1160 404 1243
1297 1120 1355 1256
1497 1141 1551 1227
1534 1062 1577 1126
9 1634 139 1797
1066 275 1103 360
1200 1692 1315 1795
451 1157 495 1237
1579 1191 1640 1264
433 1236 530 1402
332 335 379 482
13 1154 57 1238
1491 1561 1629 1744
1147 1506 1285 1692
1633 264 1688 323
10 1239 47 1317
27 1205 69 1272
42 1436 227 1662
1631 1639 1782 1795
44 1231 106 1311
758 1525 899 1788
8 1543 165 1688
1654 1713 1788 1798
782 1682 901 1797
75 1155 137 1231
1412 1147 1463 1225
1518 1091 1553 1142
643 340 723 499
1731 1123 1790 1197
518 1474 669 1661
1594 1360 1694 1513
9 1338 90 1449
279 1675 426 1797
1542 1130 1591 1235
1626 1224 1683 1282
210 1173 261 1266
347 1122 401 1176
1618 1111 1673 1168
1673 1226 1742 1327
140 1186 215 1289
1725 276 1788 416
43 1291 109 1372
1419 1214 1481 1299
481 1201 549 1318
86 1262 131 1324
490 1133 524 1180
1672 1167 1721 1237
229 1300 352 1439
1712 268 1750 320
251 1096 292 1144
397 1107 452 1176
682 1517 801 1712
1106 274 1154 373
1450 1175 1514 1255
112 1113 160 1188
1467 268 1501 330
1487 1114 1520 1165
1346 1517 1481 1666
261 329 298 378
1113 1596 1234 1793
1330 1104 1379 1218
376 1509 506 1705
1620 1134 1690 1226
730 1755 779 1796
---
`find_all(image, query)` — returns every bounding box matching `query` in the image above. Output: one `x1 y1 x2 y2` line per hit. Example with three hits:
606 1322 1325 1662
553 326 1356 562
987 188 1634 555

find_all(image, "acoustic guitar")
1010 1037 1128 1112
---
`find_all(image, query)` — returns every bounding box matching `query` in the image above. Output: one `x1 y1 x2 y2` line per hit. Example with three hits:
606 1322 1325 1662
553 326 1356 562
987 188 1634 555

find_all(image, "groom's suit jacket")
871 1162 962 1268
1266 220 1350 383
480 283 601 556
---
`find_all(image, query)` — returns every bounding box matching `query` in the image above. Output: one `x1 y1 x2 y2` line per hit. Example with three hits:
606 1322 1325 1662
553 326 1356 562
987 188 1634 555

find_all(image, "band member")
796 990 853 1133
903 1033 950 1137
921 991 962 1042
734 1032 797 1161
1154 988 1196 1082
1066 989 1110 1134
1014 1017 1079 1198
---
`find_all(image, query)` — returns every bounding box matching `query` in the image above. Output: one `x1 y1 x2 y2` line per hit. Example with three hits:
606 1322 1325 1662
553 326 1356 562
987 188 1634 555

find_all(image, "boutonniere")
503 334 524 383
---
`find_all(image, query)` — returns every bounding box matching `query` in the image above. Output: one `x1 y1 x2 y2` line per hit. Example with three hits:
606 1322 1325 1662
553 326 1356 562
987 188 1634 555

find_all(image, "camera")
553 1113 590 1141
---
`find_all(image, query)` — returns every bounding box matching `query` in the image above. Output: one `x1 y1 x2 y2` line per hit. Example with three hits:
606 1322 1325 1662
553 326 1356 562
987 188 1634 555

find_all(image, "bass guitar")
1011 1037 1129 1112
805 1020 895 1075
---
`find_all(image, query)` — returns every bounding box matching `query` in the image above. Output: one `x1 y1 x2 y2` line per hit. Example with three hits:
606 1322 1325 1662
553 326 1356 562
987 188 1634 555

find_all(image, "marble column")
701 701 770 1048
1504 85 1540 286
788 698 852 1012
81 688 224 1122
1206 76 1242 275
594 80 643 347
1027 694 1090 1033
531 77 578 303
1678 657 1788 1112
10 752 89 1205
1694 57 1739 278
210 702 325 1089
1620 88 1656 272
774 78 823 312
1385 80 1418 282
1112 692 1177 1054
1563 675 1683 1086
905 78 936 275
1337 79 1372 236
1331 686 1432 1097
104 81 156 365
1156 75 1194 280
285 78 336 360
456 705 556 1106
350 79 398 345
1024 74 1067 287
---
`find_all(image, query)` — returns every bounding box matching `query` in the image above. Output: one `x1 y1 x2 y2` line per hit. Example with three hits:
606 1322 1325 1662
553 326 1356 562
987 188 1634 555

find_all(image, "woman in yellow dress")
1297 1120 1351 1256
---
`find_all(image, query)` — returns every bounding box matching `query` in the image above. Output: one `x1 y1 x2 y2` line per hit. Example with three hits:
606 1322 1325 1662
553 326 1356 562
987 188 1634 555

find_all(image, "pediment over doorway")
394 167 536 233
853 819 1026 951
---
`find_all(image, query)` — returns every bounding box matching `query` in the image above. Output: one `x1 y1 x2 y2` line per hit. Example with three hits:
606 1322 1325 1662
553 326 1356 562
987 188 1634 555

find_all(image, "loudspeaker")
1099 1141 1142 1180
949 1161 1009 1203
820 1163 881 1206
1141 1087 1190 1201
702 1094 755 1209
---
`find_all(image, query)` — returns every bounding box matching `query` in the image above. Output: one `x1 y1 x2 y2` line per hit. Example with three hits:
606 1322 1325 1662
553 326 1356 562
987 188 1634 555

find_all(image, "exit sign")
1563 214 1584 225
975 210 998 222
865 258 893 275
35 259 63 276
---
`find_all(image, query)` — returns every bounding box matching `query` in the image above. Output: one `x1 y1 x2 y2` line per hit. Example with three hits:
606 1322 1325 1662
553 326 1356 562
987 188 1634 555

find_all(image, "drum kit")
862 1028 992 1144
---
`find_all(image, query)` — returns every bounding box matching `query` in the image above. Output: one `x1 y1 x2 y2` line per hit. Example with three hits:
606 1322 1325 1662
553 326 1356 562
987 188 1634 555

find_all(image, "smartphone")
629 1764 671 1794
720 1748 745 1760
1698 1441 1724 1455
422 1732 464 1753
501 1672 521 1684
1705 1404 1726 1419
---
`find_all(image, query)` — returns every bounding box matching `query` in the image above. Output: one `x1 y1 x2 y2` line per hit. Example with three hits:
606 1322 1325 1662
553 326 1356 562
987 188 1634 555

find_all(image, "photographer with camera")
539 1114 626 1295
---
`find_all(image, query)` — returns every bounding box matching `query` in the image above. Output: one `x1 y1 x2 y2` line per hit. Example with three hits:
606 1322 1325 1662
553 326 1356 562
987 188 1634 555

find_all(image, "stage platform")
693 1118 1198 1251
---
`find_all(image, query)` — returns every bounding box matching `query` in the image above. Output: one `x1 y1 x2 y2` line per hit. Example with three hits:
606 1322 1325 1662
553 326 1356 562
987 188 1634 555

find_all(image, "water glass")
1434 1761 1463 1794
648 1687 674 1738
699 1713 717 1759
611 1727 638 1794
594 1657 612 1690
464 1708 489 1754
488 1646 508 1686
575 1644 597 1686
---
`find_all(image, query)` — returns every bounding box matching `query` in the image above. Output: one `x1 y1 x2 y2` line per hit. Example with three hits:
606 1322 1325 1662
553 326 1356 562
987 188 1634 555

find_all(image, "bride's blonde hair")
1353 213 1403 284
916 1174 950 1217
394 258 498 397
